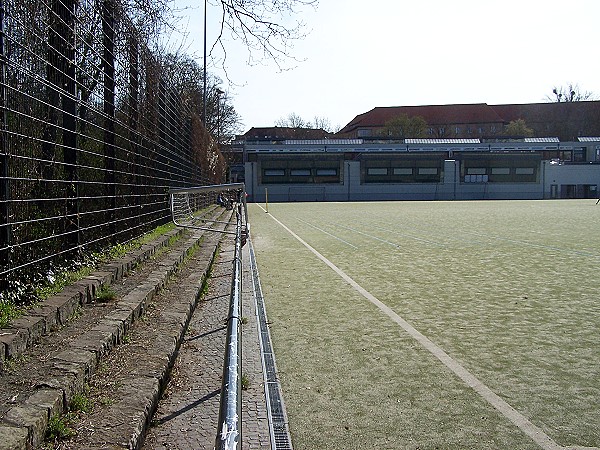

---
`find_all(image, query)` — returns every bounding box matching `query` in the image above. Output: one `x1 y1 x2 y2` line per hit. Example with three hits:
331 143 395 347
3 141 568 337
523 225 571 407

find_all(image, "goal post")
168 183 248 235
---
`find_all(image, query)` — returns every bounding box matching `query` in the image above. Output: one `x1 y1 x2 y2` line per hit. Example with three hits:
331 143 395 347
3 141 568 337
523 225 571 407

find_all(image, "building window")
515 168 534 175
290 169 311 176
467 168 487 175
357 129 372 137
264 169 285 176
560 150 572 161
316 168 337 176
367 168 388 175
573 148 586 162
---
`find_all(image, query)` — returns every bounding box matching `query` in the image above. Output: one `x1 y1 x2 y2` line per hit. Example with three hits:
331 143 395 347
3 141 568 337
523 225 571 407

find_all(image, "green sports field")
248 200 599 450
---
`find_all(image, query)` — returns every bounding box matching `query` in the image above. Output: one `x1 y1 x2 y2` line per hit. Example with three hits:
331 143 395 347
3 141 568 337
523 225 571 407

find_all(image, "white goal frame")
169 183 248 235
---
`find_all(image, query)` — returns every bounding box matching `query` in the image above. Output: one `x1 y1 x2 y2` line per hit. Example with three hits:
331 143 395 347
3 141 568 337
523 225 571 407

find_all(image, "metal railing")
0 0 223 288
215 199 245 450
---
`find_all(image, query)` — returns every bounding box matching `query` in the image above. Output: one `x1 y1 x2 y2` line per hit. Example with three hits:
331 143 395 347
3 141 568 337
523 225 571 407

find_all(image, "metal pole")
203 0 207 125
0 0 11 284
215 204 243 450
265 188 268 213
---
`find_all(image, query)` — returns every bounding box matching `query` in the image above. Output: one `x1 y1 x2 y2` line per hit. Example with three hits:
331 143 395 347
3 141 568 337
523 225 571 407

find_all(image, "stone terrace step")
0 226 186 372
0 210 232 449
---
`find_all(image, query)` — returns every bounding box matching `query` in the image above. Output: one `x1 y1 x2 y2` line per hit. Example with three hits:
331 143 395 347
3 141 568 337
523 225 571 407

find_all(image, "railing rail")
215 200 244 449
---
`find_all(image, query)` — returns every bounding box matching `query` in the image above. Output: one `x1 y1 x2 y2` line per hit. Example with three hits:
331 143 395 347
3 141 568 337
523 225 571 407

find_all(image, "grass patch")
70 391 92 414
0 300 19 328
241 373 250 391
95 285 117 303
46 413 76 441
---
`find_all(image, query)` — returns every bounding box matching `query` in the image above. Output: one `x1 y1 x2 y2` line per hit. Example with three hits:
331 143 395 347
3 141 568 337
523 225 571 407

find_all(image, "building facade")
240 136 600 202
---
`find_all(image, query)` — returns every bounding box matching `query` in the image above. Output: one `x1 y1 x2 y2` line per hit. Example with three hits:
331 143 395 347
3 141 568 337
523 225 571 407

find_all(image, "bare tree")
160 53 242 140
275 113 337 132
275 112 310 128
122 0 178 49
546 83 597 102
312 116 335 132
213 0 318 70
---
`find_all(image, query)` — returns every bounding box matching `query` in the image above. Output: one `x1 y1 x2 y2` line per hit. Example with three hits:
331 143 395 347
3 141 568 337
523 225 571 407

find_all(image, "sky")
167 0 600 133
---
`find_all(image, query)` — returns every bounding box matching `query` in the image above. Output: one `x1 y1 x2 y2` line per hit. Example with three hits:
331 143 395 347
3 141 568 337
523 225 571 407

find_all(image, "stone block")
28 304 60 333
44 289 82 326
9 315 46 347
0 424 28 450
104 308 134 337
71 327 119 359
52 349 97 381
25 387 65 419
101 262 122 281
36 376 76 405
3 403 48 448
0 328 27 359
91 271 114 287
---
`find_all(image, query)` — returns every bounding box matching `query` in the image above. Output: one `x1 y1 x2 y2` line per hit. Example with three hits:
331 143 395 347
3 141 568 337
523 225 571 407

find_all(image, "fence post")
61 0 80 253
102 0 116 239
127 31 141 231
0 0 11 285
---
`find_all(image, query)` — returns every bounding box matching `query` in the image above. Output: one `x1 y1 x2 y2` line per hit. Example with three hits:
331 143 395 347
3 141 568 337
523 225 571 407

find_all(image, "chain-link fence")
0 0 222 288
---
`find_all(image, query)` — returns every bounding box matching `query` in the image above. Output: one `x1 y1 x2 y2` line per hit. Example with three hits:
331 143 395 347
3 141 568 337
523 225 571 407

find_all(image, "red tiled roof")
338 101 600 140
340 103 504 133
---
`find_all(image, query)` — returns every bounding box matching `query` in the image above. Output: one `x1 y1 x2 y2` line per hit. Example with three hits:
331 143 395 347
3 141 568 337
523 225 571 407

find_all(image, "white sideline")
258 205 564 450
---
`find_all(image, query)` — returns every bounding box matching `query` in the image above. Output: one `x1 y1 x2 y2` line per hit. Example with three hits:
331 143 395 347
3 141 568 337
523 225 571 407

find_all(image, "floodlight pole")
203 0 207 125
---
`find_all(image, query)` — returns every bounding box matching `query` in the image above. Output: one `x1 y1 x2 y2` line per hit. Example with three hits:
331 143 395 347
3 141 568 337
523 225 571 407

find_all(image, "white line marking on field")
369 223 447 247
334 223 402 248
260 206 564 450
295 218 359 249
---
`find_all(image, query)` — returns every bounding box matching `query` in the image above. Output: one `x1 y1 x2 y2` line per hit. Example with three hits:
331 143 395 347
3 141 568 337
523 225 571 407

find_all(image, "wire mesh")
0 0 222 287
